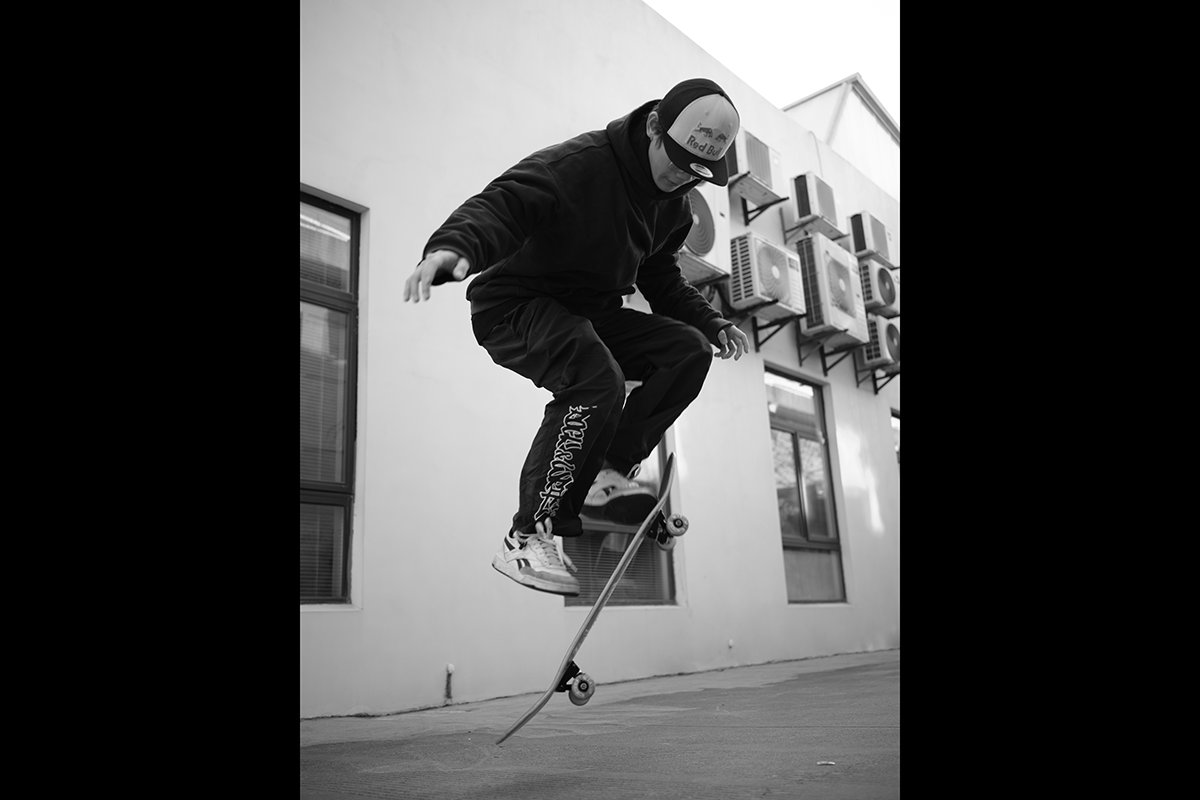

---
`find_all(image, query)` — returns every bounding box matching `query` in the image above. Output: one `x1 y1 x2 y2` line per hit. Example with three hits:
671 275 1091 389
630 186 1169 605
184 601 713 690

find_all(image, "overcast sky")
640 0 900 125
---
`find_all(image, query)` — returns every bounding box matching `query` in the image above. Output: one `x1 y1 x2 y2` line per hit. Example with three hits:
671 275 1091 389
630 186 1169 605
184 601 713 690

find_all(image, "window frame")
771 426 840 553
300 188 361 604
891 410 900 466
563 429 677 608
765 367 846 603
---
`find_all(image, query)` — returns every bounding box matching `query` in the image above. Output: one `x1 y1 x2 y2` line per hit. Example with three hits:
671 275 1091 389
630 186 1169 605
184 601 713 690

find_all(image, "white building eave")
782 73 899 146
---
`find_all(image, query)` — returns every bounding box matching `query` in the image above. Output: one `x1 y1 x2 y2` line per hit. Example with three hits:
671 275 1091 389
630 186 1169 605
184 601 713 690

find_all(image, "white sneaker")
583 468 657 524
492 527 580 596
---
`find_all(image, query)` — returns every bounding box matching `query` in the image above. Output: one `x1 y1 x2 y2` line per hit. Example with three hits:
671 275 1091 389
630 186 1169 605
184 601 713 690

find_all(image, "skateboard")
495 452 688 744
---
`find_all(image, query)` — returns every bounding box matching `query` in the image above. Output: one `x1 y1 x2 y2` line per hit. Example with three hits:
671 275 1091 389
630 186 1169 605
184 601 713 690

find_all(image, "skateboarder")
404 78 750 596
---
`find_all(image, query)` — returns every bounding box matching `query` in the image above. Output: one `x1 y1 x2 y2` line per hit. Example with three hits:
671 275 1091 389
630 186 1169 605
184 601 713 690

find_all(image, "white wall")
832 89 901 202
784 84 901 203
783 87 843 143
300 0 900 718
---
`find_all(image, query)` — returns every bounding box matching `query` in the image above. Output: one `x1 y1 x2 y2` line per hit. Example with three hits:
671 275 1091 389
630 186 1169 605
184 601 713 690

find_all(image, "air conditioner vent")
784 173 844 244
860 261 900 318
796 232 868 348
849 211 897 269
856 316 900 371
742 132 773 191
728 128 784 209
684 189 714 255
678 184 731 285
729 232 804 322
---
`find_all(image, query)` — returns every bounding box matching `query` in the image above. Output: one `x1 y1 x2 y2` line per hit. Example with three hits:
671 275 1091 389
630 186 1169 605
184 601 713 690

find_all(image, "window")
562 398 675 607
891 413 900 465
300 191 360 603
766 370 845 603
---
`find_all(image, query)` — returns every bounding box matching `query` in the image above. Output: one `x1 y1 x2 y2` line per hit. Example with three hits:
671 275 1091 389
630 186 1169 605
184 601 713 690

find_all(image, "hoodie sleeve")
635 213 732 344
422 158 561 283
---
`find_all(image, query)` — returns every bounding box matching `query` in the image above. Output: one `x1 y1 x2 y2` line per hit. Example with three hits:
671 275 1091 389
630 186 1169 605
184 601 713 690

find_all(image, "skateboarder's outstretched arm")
404 155 561 305
403 249 470 304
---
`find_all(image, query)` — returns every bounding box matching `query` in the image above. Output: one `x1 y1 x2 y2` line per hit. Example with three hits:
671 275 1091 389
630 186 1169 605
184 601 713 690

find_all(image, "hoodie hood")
607 100 701 202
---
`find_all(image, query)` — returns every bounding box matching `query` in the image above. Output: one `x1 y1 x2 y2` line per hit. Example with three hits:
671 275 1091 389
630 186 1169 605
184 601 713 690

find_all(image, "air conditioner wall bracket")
854 362 874 389
794 328 842 369
741 195 787 225
752 315 803 350
820 346 856 377
701 280 801 353
852 360 899 394
703 279 776 332
873 370 899 394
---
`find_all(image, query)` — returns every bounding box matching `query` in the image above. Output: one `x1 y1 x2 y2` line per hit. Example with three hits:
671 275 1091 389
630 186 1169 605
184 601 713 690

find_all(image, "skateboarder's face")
646 112 698 193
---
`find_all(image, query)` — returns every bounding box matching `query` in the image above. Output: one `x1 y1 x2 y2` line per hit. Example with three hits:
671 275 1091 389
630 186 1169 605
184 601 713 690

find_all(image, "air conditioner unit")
677 183 731 285
783 172 844 244
796 232 868 348
849 211 897 269
729 231 805 322
856 315 900 372
727 128 784 209
859 260 900 318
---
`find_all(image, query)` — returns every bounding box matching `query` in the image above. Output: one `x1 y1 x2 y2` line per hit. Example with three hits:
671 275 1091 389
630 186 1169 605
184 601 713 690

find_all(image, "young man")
404 78 751 596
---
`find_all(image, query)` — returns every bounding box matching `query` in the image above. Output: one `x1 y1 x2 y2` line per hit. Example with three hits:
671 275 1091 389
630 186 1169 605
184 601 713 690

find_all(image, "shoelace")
524 531 576 573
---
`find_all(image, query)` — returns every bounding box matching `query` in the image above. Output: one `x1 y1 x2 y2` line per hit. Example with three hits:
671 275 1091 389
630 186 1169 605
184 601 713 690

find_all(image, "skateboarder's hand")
715 324 750 361
404 250 471 303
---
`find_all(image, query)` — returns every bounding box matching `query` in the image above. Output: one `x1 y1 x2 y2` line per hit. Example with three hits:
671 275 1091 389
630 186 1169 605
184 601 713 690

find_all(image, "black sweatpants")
478 297 713 538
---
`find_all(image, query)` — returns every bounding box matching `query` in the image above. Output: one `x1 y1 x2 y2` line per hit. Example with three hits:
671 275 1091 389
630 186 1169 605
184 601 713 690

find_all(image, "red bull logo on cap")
660 80 740 184
685 125 731 158
667 94 739 164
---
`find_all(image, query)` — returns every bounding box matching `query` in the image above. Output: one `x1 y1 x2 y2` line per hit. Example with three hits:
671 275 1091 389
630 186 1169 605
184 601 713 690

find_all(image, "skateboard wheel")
666 513 688 537
569 673 595 706
655 533 677 552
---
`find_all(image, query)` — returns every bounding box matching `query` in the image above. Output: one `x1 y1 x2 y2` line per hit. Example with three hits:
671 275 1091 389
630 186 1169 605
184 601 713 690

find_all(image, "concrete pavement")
300 649 899 799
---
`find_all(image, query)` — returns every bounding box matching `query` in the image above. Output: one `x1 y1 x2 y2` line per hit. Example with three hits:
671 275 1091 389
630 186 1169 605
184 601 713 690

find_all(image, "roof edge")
782 73 899 145
780 73 860 113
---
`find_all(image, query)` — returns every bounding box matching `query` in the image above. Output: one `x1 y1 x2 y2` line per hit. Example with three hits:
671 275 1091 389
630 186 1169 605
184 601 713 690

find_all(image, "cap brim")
664 135 729 186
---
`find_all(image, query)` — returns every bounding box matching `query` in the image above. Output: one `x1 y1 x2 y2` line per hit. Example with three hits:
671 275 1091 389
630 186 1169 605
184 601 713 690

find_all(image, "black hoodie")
423 100 731 343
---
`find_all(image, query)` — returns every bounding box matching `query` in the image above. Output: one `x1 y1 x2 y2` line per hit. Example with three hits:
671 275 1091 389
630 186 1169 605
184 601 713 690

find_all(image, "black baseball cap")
657 78 740 186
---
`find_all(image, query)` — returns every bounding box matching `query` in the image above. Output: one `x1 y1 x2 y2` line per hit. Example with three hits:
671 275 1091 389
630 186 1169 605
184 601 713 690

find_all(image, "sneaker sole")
582 493 657 525
492 555 580 597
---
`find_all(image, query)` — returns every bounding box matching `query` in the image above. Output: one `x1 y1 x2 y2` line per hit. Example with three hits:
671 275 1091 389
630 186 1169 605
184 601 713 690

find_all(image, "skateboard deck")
496 452 687 744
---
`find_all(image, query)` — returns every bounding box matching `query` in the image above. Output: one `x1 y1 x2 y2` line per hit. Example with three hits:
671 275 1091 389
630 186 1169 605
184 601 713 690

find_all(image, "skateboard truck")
555 660 594 706
650 510 689 551
554 661 581 692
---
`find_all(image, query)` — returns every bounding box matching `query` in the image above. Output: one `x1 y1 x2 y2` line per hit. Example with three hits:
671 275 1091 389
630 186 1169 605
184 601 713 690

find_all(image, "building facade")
300 0 900 718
